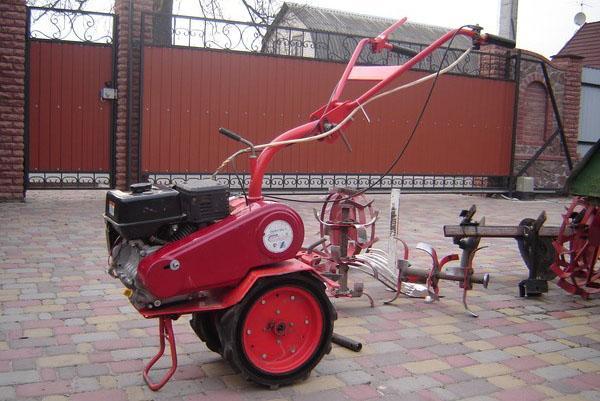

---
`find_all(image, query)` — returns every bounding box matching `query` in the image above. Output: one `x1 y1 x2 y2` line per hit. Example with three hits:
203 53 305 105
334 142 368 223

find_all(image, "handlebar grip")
389 44 419 57
482 33 516 49
218 127 242 142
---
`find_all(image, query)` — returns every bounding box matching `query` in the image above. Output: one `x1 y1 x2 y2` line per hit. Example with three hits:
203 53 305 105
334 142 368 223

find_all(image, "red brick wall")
518 82 548 145
0 0 26 201
552 55 583 161
513 51 583 189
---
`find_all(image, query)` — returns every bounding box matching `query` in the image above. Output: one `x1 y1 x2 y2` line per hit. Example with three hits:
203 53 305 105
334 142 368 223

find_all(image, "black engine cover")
175 180 230 224
105 185 184 240
104 180 230 241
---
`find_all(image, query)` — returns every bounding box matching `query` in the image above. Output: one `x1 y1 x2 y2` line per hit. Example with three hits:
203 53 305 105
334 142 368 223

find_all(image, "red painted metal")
141 51 515 178
241 285 324 374
137 199 305 300
143 317 177 391
551 197 600 299
139 259 317 318
247 121 320 200
28 41 112 172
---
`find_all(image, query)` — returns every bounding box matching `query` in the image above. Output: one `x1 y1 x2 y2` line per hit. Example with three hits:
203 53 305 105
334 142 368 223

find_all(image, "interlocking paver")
462 363 513 378
533 365 581 380
385 375 441 394
1 191 599 401
444 378 500 398
486 374 525 389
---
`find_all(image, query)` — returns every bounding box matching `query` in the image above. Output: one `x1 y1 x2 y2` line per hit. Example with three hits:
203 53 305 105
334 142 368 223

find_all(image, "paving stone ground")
1 190 599 401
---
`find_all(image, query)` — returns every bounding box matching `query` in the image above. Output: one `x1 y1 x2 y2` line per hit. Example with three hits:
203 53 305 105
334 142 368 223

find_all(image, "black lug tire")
190 312 223 354
216 273 336 388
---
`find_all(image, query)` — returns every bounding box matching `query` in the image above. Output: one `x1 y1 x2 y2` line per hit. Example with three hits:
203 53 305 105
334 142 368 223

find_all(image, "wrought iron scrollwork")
142 12 512 79
144 173 508 193
28 7 114 44
28 172 111 189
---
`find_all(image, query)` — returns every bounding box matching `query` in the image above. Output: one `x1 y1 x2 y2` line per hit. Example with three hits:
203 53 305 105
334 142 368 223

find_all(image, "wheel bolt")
246 329 252 335
305 319 309 324
290 295 295 300
262 353 267 359
261 300 266 305
276 309 280 314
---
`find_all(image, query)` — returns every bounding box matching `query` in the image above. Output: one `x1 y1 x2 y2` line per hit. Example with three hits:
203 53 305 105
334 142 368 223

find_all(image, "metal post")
541 62 573 170
388 188 401 267
23 8 31 195
508 50 521 197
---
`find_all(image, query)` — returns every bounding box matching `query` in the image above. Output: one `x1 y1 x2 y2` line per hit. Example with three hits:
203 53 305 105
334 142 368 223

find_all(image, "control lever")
481 33 516 49
388 44 419 58
218 127 256 156
323 122 353 153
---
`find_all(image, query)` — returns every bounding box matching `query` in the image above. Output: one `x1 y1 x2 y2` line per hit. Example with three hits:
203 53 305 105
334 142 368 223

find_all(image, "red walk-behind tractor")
104 19 515 390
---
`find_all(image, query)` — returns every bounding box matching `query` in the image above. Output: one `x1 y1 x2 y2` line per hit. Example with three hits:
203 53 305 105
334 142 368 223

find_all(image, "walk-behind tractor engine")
103 18 515 391
105 180 230 309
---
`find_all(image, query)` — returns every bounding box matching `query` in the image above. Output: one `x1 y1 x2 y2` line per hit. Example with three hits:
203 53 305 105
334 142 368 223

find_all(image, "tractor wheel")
190 312 222 354
217 273 336 388
551 197 600 299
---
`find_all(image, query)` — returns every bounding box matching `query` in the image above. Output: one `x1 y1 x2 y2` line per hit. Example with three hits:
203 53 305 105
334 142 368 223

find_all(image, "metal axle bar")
443 225 567 238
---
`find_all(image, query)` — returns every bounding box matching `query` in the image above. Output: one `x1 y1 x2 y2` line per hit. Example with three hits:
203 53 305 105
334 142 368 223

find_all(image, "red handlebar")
245 20 509 201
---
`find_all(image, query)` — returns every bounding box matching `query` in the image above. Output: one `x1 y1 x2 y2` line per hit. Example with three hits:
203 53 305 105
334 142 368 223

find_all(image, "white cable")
214 48 473 175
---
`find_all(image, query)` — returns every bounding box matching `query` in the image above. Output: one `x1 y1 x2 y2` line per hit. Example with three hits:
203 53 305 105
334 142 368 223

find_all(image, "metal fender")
140 259 324 318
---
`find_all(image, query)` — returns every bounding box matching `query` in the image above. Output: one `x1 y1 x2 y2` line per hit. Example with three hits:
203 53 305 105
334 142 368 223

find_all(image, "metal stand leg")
143 316 178 391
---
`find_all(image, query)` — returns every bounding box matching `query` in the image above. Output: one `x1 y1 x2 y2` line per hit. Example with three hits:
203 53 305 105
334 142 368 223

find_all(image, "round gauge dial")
262 220 294 253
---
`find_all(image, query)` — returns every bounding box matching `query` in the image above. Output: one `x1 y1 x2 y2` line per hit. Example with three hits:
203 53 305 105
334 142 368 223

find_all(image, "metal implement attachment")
307 189 491 314
444 205 558 297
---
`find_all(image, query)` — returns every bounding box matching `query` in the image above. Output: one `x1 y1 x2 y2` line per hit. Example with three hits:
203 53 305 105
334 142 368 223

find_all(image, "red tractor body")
137 200 305 300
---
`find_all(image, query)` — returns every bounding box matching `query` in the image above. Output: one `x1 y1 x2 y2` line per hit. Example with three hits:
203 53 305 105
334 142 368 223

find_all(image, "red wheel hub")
242 286 323 374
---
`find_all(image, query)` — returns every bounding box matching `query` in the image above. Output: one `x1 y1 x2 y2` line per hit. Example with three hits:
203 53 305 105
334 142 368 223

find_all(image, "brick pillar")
0 0 26 202
479 44 513 80
114 0 154 189
551 54 583 163
512 51 583 189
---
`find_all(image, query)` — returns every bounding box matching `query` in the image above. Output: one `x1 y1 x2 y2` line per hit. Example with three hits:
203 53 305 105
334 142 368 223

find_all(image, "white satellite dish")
574 11 587 26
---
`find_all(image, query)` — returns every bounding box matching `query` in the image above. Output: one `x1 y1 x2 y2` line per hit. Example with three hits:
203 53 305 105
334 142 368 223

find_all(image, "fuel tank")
136 199 305 300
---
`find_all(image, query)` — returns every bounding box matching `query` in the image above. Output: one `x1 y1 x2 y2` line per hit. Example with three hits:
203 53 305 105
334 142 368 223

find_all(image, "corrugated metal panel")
583 67 600 84
580 85 600 143
141 47 514 176
28 41 112 172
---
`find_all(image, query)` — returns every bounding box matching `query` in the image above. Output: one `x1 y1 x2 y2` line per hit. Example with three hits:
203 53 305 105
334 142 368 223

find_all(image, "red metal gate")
26 7 116 188
139 13 516 192
141 49 514 189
